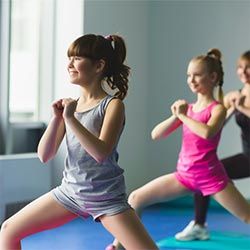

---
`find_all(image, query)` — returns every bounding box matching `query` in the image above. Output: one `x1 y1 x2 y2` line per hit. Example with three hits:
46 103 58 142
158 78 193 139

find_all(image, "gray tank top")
60 95 126 202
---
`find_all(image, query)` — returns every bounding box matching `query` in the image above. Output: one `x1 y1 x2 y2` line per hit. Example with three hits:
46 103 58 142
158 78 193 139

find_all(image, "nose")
68 57 74 68
188 75 195 84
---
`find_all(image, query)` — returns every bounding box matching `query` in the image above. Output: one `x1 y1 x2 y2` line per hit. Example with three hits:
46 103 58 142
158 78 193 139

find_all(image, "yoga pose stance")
107 49 250 250
0 34 157 250
175 50 250 241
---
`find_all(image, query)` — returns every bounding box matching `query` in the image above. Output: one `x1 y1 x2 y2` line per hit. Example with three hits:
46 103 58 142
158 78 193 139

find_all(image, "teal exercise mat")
157 231 250 250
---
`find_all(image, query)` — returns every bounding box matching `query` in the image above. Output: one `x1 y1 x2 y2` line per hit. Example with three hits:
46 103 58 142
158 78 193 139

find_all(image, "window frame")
0 0 84 155
0 0 11 154
0 0 56 155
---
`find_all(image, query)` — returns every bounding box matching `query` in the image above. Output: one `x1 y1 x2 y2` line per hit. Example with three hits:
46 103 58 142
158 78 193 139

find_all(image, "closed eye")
74 56 82 60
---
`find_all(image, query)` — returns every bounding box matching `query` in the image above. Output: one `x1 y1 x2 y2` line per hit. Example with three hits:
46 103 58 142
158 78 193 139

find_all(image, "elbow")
202 130 214 139
38 155 50 163
94 146 116 163
95 155 107 164
151 132 156 140
151 130 158 140
37 146 55 163
37 151 52 163
89 144 114 163
151 130 165 140
94 151 110 164
95 158 105 164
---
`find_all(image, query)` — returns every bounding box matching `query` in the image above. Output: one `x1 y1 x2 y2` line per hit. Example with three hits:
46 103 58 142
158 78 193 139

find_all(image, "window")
0 0 84 155
9 0 40 122
0 0 55 154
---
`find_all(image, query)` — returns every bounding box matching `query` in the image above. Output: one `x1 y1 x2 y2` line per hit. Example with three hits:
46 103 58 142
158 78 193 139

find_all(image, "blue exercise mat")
157 231 250 250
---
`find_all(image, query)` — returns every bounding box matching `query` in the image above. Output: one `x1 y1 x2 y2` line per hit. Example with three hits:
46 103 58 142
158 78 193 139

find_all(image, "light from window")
9 0 41 122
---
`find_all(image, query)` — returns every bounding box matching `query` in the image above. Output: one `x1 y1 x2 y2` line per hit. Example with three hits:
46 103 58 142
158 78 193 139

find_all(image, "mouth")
189 84 198 88
69 71 78 75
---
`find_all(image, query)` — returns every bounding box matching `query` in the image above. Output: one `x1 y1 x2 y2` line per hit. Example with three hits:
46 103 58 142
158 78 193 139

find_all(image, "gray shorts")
51 186 131 221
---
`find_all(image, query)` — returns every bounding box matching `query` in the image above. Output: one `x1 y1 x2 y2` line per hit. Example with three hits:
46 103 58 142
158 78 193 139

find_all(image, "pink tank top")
177 101 222 168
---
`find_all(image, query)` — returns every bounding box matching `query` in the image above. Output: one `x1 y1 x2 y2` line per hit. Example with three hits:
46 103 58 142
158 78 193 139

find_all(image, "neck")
79 81 107 101
196 93 215 105
242 83 250 96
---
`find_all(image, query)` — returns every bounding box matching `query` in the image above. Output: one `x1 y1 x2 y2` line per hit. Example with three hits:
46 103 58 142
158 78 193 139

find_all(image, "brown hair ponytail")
105 35 130 100
67 34 130 100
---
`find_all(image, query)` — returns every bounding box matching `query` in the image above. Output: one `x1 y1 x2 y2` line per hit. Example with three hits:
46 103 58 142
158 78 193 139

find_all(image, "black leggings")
194 153 250 225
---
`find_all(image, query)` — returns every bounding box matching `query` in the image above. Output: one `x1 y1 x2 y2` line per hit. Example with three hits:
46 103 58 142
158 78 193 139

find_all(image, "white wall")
84 0 151 192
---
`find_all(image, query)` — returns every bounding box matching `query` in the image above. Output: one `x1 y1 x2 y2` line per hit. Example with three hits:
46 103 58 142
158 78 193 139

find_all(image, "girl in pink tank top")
108 48 250 250
175 99 229 196
178 101 222 168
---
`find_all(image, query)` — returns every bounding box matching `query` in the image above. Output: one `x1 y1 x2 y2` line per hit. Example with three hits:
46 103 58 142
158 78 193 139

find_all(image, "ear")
95 59 106 74
210 72 218 84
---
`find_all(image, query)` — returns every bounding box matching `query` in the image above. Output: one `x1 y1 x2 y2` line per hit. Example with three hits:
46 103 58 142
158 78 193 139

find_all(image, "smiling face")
237 58 250 85
67 56 99 85
187 60 216 94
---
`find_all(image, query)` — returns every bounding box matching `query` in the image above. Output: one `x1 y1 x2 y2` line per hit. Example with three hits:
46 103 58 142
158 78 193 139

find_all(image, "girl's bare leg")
100 208 158 250
213 182 250 224
128 173 190 211
109 173 190 249
0 192 77 250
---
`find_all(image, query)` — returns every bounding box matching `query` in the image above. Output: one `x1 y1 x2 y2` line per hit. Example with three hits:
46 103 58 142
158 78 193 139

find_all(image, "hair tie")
207 53 216 59
105 35 115 49
105 35 113 41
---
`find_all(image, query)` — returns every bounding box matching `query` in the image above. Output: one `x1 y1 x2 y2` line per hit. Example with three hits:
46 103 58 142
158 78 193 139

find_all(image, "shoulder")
107 97 124 109
211 103 226 117
105 98 125 115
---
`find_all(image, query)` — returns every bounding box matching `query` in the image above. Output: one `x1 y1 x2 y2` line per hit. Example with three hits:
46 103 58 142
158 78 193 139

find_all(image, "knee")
239 212 250 224
128 190 142 209
0 219 17 240
1 220 9 234
244 215 250 224
242 217 250 224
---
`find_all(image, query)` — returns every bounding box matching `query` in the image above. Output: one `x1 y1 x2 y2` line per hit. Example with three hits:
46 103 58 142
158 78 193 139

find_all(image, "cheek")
246 69 250 77
82 63 95 73
199 77 207 84
77 65 91 77
76 63 86 72
237 68 243 76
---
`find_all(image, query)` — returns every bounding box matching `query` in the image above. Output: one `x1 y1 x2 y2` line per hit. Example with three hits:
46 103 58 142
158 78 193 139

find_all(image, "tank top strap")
99 95 117 116
188 100 220 114
206 100 220 112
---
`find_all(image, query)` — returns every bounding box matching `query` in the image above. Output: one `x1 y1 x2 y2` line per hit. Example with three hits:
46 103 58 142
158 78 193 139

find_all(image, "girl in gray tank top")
0 34 157 250
52 95 128 219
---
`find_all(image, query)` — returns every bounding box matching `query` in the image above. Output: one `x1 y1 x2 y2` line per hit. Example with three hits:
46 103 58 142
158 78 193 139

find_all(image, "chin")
69 77 80 84
69 80 80 85
190 88 198 93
